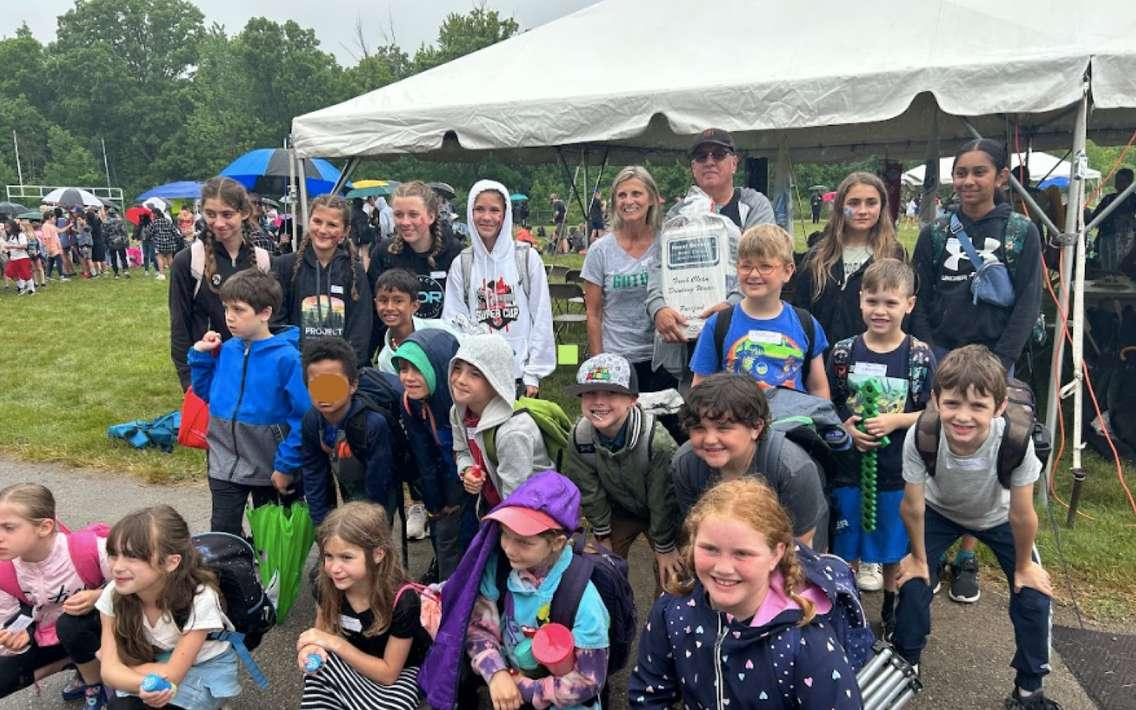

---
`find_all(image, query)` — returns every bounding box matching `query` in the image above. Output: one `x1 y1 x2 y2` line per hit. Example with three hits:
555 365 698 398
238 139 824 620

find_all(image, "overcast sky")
13 0 600 64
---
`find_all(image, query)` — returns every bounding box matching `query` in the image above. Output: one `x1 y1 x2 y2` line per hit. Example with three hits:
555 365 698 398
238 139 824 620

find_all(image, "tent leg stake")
1066 467 1086 527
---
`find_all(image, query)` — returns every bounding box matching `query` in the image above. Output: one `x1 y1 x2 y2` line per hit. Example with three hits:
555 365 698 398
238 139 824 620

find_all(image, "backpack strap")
792 305 816 386
210 630 270 689
459 248 473 308
0 561 30 606
1002 212 1033 274
756 430 785 483
572 419 598 470
66 531 105 590
914 408 941 477
514 243 532 301
907 337 934 409
191 242 271 298
549 539 593 629
997 381 1036 489
712 305 735 370
830 337 856 404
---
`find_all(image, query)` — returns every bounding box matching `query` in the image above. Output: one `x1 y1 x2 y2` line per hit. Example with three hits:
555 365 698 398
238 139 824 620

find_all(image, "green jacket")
562 405 679 553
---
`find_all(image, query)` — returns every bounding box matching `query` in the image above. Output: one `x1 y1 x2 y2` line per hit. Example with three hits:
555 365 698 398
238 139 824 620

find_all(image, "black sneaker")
933 557 948 594
949 557 981 603
1005 688 1062 709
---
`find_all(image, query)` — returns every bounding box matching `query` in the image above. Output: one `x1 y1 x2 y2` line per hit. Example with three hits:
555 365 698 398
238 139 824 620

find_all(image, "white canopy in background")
902 153 1102 187
293 0 1136 163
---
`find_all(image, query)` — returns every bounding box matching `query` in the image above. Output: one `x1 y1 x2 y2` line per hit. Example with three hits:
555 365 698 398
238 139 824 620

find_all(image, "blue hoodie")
188 326 310 487
629 543 865 709
393 329 462 514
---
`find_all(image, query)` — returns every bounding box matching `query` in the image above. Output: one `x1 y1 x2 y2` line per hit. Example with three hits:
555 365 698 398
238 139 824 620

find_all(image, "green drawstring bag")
246 502 316 621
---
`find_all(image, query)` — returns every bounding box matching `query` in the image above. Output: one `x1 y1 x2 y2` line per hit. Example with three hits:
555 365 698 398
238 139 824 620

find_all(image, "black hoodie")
909 203 1042 368
272 246 372 366
366 233 464 320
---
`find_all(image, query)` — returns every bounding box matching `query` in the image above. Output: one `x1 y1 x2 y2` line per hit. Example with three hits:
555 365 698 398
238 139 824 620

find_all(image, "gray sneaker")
949 557 981 603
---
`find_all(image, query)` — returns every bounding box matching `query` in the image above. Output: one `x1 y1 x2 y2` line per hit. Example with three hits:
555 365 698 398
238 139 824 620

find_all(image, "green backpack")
482 397 573 471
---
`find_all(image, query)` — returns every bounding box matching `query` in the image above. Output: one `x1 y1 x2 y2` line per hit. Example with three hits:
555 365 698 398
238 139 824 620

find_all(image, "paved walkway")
0 458 1097 709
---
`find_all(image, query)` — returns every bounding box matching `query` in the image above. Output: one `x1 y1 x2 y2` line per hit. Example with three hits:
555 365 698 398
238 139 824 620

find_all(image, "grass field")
2 230 1134 621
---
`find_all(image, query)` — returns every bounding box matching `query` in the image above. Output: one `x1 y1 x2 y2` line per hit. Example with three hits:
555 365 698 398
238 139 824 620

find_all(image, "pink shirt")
39 222 62 257
0 533 110 650
747 570 832 628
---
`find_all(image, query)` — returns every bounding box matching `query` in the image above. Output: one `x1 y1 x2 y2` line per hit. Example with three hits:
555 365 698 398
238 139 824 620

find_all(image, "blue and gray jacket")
188 326 310 487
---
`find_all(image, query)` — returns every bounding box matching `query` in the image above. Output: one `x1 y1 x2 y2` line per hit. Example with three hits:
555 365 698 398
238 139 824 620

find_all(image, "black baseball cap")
690 128 736 157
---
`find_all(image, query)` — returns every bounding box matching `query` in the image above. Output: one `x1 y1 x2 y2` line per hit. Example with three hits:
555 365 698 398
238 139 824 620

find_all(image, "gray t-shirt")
581 234 657 363
902 418 1041 530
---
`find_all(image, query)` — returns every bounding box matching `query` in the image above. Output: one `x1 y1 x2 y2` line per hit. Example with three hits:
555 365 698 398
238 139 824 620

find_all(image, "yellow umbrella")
352 179 394 188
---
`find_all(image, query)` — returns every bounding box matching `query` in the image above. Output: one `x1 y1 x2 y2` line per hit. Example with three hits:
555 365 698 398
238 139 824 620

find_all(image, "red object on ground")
532 623 576 676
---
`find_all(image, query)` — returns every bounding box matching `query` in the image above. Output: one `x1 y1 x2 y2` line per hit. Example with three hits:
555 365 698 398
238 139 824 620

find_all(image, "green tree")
0 25 48 107
343 43 411 96
412 6 519 73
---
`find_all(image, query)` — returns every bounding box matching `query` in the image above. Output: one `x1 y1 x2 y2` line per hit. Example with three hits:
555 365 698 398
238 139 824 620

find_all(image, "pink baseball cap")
484 506 564 536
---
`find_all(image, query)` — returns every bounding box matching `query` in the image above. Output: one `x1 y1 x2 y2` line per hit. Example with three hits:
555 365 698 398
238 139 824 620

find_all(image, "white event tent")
903 153 1101 187
293 0 1136 516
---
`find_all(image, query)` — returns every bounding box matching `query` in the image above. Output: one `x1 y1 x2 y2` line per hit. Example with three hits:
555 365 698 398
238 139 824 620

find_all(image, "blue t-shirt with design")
690 301 828 390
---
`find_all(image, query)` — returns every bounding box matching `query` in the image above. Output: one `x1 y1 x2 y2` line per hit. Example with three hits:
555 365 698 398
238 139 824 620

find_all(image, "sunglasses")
692 148 734 163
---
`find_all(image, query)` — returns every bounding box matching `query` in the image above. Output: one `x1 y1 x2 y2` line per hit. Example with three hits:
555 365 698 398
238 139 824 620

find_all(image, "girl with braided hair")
272 195 372 366
630 477 862 709
366 181 463 322
168 176 272 391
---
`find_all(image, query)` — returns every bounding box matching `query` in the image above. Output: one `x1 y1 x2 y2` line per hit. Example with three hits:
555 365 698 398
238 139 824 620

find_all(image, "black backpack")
180 532 275 688
348 368 415 478
914 377 1051 488
713 304 818 385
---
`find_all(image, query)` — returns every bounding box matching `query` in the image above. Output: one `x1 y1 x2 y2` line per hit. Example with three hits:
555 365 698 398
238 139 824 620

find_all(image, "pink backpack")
394 582 443 640
0 523 110 646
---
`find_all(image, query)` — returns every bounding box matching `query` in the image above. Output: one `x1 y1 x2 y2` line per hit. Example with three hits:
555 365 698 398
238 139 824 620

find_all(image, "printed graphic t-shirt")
580 234 656 363
301 293 347 339
690 301 827 390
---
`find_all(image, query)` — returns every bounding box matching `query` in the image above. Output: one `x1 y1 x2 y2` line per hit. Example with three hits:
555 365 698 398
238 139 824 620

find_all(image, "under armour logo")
944 237 1001 271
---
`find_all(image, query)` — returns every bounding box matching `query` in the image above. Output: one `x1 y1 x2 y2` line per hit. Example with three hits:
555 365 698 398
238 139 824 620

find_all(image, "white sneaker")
856 563 884 592
155 273 166 281
405 503 428 540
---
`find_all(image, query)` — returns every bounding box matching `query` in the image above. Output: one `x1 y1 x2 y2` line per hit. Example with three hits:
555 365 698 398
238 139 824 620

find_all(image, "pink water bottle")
532 623 576 676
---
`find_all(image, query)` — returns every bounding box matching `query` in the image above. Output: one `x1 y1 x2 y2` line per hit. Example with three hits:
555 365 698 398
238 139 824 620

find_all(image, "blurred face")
398 361 429 400
860 287 915 338
614 178 651 226
472 191 506 241
224 299 270 339
842 183 882 236
691 145 738 196
375 288 419 329
499 524 563 571
933 385 1007 455
203 197 248 242
110 549 178 597
322 535 381 593
580 390 637 437
0 505 52 561
737 256 793 301
308 206 347 256
305 359 356 419
688 417 762 471
449 359 496 412
694 515 785 620
952 151 1006 213
392 196 435 251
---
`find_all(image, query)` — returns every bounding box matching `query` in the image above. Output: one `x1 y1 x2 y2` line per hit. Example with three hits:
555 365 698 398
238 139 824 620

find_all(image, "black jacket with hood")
272 245 372 366
366 232 464 320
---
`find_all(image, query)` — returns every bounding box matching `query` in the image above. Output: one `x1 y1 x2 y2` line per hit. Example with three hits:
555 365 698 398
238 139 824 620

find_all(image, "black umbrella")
0 201 28 215
220 148 343 197
428 182 457 200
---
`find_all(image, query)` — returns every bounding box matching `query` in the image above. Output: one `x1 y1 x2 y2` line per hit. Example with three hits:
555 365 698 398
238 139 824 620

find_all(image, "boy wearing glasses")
690 224 830 397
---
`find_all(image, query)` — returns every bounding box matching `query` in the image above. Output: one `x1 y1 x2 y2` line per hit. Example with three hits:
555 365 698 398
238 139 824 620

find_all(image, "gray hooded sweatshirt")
449 333 553 499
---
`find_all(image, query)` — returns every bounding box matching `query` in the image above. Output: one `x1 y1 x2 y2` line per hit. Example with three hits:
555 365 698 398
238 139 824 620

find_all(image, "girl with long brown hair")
97 505 240 709
793 171 906 349
629 478 862 708
297 502 428 709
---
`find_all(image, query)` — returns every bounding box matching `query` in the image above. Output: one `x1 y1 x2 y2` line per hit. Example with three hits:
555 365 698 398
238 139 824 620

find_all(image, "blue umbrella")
220 148 344 197
135 181 205 202
1038 175 1070 190
510 193 529 202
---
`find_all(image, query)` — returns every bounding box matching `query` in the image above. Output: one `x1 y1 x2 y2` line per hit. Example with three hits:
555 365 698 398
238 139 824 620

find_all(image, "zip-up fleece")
630 546 862 709
272 246 372 366
449 334 552 499
562 406 679 553
188 326 311 486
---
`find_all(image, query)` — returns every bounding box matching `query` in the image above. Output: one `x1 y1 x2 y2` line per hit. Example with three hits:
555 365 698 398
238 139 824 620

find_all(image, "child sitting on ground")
297 502 431 710
671 373 827 549
629 478 861 708
0 484 108 707
449 333 553 515
561 353 680 592
98 506 242 710
392 329 474 580
188 269 311 536
892 345 1057 710
828 258 935 623
690 223 830 397
299 336 396 526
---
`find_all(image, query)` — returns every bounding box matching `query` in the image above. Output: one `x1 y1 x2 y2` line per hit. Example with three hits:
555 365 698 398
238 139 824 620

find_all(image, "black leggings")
0 610 101 698
108 248 129 274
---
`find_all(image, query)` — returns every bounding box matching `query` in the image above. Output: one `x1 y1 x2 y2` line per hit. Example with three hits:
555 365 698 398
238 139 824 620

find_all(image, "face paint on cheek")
308 373 350 405
843 206 855 220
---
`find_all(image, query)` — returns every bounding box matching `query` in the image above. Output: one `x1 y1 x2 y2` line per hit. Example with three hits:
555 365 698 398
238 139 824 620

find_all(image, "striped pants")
300 653 421 709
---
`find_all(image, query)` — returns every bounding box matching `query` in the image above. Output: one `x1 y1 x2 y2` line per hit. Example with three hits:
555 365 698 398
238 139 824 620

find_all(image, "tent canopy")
293 0 1136 163
902 152 1102 187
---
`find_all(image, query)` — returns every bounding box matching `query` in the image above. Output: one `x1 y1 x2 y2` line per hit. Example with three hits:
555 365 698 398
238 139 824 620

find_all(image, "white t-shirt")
96 584 232 664
5 234 29 261
841 245 872 284
902 418 1041 530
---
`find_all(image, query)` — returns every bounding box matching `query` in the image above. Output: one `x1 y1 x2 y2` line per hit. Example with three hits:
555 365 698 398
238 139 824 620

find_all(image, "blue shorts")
831 486 908 564
116 647 240 709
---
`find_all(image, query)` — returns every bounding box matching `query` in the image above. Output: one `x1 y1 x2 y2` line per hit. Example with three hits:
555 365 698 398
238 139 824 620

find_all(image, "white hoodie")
443 179 555 387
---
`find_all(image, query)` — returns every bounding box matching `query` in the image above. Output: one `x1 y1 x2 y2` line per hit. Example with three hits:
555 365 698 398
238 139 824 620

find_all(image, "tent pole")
555 146 588 219
288 137 298 251
590 147 610 199
579 146 590 217
1066 84 1090 526
332 157 359 196
918 112 939 226
1083 179 1136 233
298 152 310 234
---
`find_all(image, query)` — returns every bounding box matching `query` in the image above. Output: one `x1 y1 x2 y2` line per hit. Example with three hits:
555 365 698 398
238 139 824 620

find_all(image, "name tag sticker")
748 330 782 344
854 362 889 378
339 615 363 632
329 285 344 295
430 271 447 279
